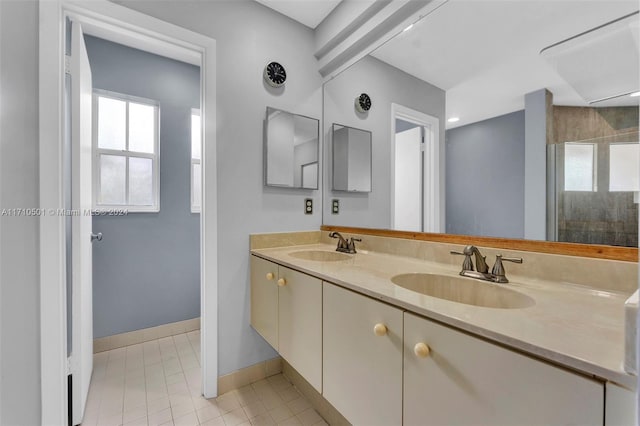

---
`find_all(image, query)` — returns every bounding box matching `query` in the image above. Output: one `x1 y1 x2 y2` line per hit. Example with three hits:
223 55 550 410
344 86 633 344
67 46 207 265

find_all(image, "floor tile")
268 405 293 423
223 407 249 426
85 333 320 426
173 410 199 426
296 408 323 426
196 404 222 423
148 407 173 426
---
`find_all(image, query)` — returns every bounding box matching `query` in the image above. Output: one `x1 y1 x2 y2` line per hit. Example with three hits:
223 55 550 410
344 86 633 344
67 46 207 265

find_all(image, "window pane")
610 143 639 191
564 143 595 191
98 97 126 150
100 155 126 204
192 163 201 210
129 157 154 206
129 102 155 153
192 113 201 160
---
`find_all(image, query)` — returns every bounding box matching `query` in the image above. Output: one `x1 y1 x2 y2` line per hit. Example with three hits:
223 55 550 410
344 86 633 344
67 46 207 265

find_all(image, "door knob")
91 232 103 242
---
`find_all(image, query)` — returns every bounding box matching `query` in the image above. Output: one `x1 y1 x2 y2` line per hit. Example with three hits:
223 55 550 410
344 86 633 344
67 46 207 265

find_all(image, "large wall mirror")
265 107 319 189
322 1 639 249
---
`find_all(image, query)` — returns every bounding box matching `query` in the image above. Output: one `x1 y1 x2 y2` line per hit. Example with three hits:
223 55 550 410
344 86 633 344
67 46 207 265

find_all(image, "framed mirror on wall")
321 1 639 249
332 124 372 193
264 107 319 189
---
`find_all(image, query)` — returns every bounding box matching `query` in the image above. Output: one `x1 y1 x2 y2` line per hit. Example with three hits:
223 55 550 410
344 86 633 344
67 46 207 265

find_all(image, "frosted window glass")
192 113 201 160
129 157 154 205
564 143 595 191
129 102 155 153
100 155 126 204
609 143 639 192
192 163 201 210
98 97 126 150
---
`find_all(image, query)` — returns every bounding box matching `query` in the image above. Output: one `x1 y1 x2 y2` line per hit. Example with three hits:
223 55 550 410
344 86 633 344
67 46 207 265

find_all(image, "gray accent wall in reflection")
446 110 525 238
85 35 201 338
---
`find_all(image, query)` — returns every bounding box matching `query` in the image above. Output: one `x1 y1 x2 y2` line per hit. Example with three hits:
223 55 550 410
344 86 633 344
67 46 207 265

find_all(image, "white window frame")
93 89 160 212
191 108 201 213
563 142 597 193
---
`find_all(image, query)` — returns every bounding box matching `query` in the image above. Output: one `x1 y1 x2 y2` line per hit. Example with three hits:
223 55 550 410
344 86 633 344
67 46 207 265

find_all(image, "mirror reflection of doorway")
394 122 423 232
391 104 441 233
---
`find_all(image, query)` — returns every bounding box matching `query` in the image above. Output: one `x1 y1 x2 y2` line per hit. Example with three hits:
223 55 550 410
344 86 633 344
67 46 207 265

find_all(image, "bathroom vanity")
250 230 637 425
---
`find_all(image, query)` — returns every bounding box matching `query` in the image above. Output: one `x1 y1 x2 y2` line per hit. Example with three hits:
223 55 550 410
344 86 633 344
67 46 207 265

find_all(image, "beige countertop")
251 243 635 389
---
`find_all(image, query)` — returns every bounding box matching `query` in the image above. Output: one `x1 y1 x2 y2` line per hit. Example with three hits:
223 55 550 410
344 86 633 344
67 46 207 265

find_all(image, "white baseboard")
93 317 200 353
217 357 283 395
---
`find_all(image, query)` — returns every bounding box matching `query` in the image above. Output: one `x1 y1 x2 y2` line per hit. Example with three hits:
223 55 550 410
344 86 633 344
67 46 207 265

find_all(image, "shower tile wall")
553 105 639 248
558 192 638 247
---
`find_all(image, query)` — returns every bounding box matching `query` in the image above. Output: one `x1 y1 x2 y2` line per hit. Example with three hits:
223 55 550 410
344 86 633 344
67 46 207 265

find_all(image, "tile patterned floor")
81 331 327 426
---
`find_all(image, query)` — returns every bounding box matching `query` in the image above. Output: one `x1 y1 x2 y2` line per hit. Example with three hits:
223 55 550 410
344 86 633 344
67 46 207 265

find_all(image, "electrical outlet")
305 198 313 215
332 199 340 214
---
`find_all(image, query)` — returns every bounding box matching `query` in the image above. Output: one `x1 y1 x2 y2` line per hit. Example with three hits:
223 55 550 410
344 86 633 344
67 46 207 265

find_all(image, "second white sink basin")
289 250 352 262
391 273 535 309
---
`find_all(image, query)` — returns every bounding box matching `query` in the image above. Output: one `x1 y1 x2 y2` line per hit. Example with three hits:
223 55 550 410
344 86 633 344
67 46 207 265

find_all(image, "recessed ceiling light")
630 91 640 97
403 24 414 32
447 117 460 123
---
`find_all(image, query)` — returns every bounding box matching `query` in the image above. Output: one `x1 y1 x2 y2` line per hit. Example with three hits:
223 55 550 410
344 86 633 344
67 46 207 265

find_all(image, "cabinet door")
605 382 637 425
323 283 403 426
278 267 322 392
250 256 278 349
404 312 604 426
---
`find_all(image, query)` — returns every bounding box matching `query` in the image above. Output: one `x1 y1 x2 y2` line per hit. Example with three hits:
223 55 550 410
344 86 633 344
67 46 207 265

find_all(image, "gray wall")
0 1 41 424
323 55 446 228
84 36 201 338
446 110 525 238
121 0 323 376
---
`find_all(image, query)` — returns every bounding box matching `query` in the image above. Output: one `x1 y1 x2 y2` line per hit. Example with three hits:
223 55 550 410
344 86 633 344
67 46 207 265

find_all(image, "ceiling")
371 0 639 128
254 0 342 28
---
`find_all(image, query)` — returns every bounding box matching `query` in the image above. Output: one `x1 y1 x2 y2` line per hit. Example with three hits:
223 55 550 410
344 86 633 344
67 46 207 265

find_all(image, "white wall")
120 0 323 376
0 1 41 424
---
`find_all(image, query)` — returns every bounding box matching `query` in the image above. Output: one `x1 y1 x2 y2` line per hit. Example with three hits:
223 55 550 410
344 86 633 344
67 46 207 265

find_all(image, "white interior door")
393 127 423 232
70 20 94 426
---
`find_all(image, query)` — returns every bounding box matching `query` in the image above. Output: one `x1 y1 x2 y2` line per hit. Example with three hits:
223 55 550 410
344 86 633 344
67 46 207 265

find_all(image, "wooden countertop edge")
321 225 639 263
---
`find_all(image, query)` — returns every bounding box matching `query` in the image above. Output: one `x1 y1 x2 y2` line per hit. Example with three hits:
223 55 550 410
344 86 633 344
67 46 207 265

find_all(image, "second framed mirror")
332 123 372 192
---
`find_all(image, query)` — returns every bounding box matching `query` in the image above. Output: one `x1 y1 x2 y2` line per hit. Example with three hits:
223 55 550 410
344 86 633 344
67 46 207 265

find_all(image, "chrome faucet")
451 245 522 283
329 232 360 254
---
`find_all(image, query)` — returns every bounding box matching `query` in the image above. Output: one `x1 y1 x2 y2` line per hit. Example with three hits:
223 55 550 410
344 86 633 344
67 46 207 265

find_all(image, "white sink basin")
289 250 352 262
391 273 535 309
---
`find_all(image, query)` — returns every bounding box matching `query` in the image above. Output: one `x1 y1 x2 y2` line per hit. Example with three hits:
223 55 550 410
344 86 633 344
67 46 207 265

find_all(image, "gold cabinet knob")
414 342 430 358
277 278 287 287
266 272 275 280
373 323 388 336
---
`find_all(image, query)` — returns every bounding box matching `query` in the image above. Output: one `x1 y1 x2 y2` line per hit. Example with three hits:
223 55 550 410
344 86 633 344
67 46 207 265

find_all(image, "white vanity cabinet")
250 255 322 392
322 282 404 426
403 311 604 425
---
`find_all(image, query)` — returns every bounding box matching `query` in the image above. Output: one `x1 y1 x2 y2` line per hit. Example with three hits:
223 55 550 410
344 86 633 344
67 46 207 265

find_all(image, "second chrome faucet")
451 245 522 284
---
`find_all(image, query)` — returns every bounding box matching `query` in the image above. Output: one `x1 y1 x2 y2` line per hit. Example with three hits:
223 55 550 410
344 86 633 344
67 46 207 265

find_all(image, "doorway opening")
390 103 441 233
39 2 218 425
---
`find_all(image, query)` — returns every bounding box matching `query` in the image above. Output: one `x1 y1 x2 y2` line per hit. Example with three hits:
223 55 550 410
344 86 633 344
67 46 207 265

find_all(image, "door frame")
39 2 218 424
390 103 442 233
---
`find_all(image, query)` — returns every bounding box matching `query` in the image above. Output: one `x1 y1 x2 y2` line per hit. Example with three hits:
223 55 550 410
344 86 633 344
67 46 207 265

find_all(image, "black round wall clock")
264 61 287 88
355 93 372 113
